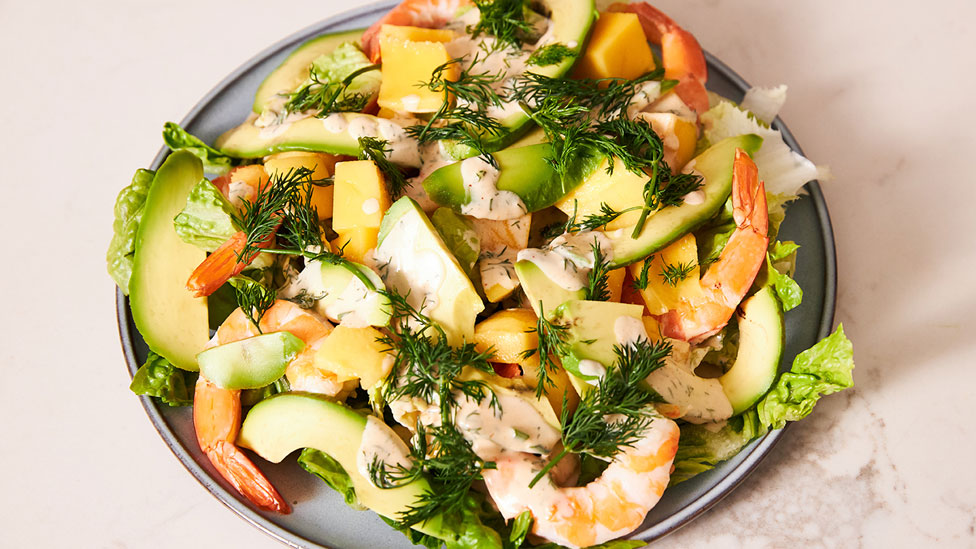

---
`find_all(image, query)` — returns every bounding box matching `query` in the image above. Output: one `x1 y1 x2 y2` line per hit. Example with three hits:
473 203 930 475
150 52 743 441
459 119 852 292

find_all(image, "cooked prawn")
658 149 768 342
361 0 472 62
482 414 680 549
194 300 349 513
609 2 709 113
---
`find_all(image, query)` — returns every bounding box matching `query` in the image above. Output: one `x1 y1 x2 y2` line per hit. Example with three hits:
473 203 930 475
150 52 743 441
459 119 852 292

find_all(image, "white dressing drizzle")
454 393 561 461
459 156 526 220
516 231 613 291
356 415 414 487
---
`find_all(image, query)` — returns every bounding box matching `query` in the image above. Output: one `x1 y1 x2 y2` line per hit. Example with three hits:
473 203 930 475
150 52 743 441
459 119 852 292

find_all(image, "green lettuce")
162 122 236 176
762 240 803 312
671 324 855 483
309 42 382 102
509 511 533 548
297 448 362 508
107 169 154 294
129 351 196 406
174 178 238 252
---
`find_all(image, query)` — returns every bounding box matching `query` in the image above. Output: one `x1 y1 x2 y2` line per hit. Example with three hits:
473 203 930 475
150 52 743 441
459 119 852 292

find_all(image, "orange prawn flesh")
658 149 768 342
483 415 680 549
193 301 344 513
362 0 473 62
609 2 710 113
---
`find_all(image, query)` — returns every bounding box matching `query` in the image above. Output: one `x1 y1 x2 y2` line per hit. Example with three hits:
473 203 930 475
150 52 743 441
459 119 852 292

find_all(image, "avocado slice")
197 332 305 390
253 29 364 113
129 151 209 371
238 393 456 539
549 300 645 381
430 207 480 277
515 260 584 318
376 197 484 346
423 143 601 214
605 134 764 268
282 259 392 327
719 286 784 414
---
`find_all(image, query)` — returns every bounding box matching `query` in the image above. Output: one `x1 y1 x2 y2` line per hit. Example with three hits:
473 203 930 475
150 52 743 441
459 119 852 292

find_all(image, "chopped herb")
660 260 697 287
527 43 577 66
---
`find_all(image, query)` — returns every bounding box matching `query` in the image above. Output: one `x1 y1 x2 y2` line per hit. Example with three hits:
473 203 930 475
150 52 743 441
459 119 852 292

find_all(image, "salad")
107 0 855 547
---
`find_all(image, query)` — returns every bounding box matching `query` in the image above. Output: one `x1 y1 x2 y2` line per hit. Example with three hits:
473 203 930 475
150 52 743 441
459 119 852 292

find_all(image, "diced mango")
607 268 626 303
628 233 704 314
330 227 379 264
573 12 655 81
637 112 699 173
332 160 391 231
377 27 457 113
315 326 393 389
641 316 662 342
379 24 456 44
554 157 646 230
377 107 397 119
264 151 339 220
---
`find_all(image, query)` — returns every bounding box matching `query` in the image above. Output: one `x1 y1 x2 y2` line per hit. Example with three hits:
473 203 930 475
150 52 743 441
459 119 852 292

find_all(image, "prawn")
361 0 472 62
608 2 710 114
482 414 680 549
658 149 768 342
194 300 350 512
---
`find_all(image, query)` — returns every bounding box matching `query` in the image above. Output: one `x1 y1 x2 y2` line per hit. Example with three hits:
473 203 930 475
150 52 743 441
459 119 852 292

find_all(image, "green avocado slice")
719 286 785 414
129 151 209 371
197 332 305 390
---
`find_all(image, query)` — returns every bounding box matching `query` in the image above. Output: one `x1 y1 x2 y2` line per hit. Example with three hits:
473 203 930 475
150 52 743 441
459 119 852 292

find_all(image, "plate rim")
117 3 837 546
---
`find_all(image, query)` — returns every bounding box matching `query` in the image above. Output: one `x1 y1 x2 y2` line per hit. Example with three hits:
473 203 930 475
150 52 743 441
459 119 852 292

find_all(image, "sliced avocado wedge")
549 300 645 381
197 332 305 390
606 134 764 267
253 29 364 113
719 286 785 414
129 151 209 371
515 260 584 318
376 197 484 346
423 144 601 214
238 393 454 540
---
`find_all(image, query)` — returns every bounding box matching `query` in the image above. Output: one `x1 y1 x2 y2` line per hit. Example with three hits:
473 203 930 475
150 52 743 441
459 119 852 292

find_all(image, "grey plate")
116 2 836 547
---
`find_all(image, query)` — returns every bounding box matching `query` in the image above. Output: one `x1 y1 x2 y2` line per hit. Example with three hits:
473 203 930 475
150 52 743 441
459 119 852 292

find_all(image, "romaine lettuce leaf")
107 169 154 294
129 351 196 406
762 241 802 312
162 122 236 176
671 325 855 483
309 42 382 101
174 178 238 252
759 324 855 429
297 448 362 508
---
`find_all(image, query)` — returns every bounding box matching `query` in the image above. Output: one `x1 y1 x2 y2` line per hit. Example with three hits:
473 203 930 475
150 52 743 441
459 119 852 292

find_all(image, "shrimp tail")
186 230 273 297
205 441 292 514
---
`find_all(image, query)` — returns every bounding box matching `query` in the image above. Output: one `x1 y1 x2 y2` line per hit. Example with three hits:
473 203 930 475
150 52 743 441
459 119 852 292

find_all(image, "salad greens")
107 168 153 294
173 178 238 252
162 122 237 176
129 351 196 407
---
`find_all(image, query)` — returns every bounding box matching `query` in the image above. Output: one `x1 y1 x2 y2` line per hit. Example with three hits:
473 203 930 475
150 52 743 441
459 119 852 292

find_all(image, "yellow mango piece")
637 112 699 173
628 233 704 314
264 151 338 220
555 157 646 231
642 316 662 342
379 24 456 43
332 160 391 231
330 227 379 264
573 12 655 81
315 326 393 389
607 268 626 303
377 28 457 113
377 107 397 119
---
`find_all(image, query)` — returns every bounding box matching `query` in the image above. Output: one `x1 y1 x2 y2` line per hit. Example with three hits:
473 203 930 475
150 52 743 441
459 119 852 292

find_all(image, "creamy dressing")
614 316 648 347
361 198 380 215
321 112 348 133
374 213 447 319
643 339 733 424
479 247 519 292
356 415 414 487
516 231 613 291
454 393 561 461
682 189 706 205
649 92 697 122
458 156 526 220
348 115 378 139
279 260 381 328
626 80 663 120
578 359 607 385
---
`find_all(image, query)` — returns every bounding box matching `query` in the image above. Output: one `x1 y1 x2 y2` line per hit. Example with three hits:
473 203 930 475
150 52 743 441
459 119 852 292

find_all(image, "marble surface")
2 0 974 547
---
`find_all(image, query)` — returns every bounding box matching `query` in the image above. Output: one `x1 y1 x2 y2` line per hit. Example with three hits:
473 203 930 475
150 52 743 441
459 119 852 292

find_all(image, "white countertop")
2 0 974 547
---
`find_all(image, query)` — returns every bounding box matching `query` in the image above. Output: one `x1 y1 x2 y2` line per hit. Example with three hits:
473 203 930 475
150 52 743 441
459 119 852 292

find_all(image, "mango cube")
637 112 699 173
315 326 393 389
573 12 655 81
628 233 704 314
475 308 539 365
607 268 626 303
331 227 379 264
332 160 391 231
378 25 457 113
264 151 339 220
554 157 647 230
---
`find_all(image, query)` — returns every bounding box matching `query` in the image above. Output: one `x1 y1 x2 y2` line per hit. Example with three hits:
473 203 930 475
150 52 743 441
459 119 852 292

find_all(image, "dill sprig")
528 338 672 487
228 276 276 331
358 136 410 198
510 70 663 121
283 63 380 117
631 258 654 290
469 0 532 49
543 200 643 239
522 307 572 398
583 241 612 302
660 260 697 287
527 43 577 66
631 170 704 237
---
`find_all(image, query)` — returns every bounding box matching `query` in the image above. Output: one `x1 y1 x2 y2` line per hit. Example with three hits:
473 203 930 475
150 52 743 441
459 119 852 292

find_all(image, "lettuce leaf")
107 169 154 294
129 351 196 406
739 85 788 125
759 324 855 428
671 325 855 483
762 241 802 312
509 511 533 548
162 122 236 176
297 448 362 508
174 178 239 252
